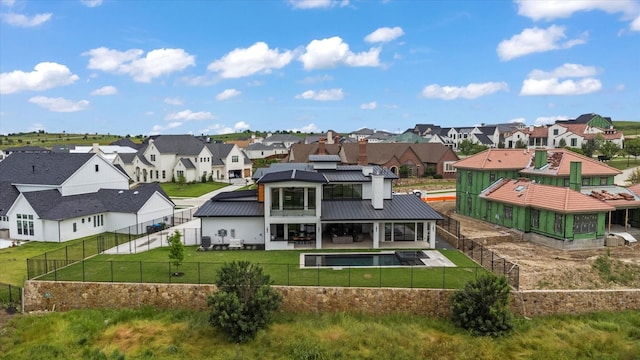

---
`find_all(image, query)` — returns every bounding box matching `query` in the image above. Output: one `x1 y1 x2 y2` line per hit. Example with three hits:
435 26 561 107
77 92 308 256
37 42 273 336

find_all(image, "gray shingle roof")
22 183 172 220
0 152 94 185
0 182 20 216
143 135 206 155
180 158 196 169
321 195 442 221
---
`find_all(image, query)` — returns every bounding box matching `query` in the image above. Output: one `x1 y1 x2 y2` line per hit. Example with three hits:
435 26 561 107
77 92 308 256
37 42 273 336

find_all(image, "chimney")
327 130 334 144
371 170 384 210
318 137 325 155
358 138 367 165
534 149 547 169
92 143 100 153
569 161 582 192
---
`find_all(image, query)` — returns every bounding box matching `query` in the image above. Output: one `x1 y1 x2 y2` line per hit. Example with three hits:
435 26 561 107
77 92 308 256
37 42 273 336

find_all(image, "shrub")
207 261 282 343
450 274 513 337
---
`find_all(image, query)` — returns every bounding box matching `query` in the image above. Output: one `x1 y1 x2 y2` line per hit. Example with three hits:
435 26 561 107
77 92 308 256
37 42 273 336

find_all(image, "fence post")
44 252 48 274
139 261 143 283
54 260 57 282
410 266 414 289
198 262 201 284
65 246 68 265
82 260 85 282
348 266 351 288
442 267 445 288
111 261 114 282
287 264 290 286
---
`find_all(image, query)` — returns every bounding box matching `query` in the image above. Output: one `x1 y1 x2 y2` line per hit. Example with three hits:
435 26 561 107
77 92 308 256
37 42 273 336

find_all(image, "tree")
399 165 412 178
627 168 640 185
208 261 282 343
201 173 208 183
168 231 184 275
514 139 527 149
450 274 513 337
624 138 640 165
457 139 476 156
581 138 599 158
178 173 186 187
558 138 567 148
599 141 620 160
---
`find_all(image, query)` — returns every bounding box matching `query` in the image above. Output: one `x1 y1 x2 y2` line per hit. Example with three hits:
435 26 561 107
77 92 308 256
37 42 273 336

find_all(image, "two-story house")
0 153 174 242
194 155 442 250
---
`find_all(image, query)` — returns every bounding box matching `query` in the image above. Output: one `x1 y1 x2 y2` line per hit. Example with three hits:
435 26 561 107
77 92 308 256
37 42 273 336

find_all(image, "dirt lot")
429 201 640 290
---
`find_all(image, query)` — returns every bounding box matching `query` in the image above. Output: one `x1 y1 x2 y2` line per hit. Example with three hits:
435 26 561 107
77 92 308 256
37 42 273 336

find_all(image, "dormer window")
150 154 156 161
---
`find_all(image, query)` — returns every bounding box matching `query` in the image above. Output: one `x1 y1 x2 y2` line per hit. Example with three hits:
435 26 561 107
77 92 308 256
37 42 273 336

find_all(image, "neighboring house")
454 148 640 249
262 133 303 149
243 142 288 160
0 152 174 242
194 156 442 250
70 143 138 162
366 130 394 143
112 135 252 183
3 145 50 158
349 127 375 142
304 130 345 145
286 140 459 178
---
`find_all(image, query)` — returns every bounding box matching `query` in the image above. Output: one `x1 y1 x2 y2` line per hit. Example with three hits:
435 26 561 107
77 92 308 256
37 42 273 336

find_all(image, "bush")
450 274 513 337
207 261 282 343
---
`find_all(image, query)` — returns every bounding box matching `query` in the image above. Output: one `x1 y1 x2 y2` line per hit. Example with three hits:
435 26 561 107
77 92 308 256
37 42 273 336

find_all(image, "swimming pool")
302 251 429 268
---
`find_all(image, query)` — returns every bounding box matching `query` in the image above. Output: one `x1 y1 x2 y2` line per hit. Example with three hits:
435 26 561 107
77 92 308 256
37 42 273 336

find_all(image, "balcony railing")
270 209 316 217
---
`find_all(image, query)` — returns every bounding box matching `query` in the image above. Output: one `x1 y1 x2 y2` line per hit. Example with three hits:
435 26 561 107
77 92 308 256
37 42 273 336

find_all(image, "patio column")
373 222 380 249
429 221 436 248
315 223 322 250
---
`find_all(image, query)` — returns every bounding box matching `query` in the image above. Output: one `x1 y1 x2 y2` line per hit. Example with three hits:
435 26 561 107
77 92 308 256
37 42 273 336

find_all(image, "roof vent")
515 185 525 192
118 190 124 194
133 191 139 195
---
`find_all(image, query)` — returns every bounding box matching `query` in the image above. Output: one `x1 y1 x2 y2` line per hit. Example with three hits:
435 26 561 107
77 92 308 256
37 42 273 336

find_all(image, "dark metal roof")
195 200 264 217
211 189 258 201
0 152 94 185
258 169 327 183
320 170 369 182
321 195 442 221
310 154 341 162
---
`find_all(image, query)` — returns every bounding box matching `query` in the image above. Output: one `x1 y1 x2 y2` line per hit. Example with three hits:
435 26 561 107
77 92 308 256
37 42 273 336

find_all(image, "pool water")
303 251 429 268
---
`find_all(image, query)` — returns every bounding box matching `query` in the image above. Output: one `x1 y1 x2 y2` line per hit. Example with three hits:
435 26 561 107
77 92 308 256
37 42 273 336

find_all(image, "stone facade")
22 281 640 318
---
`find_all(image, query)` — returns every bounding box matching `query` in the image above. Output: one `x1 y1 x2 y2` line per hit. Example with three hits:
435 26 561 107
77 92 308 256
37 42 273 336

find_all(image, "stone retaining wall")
22 281 640 318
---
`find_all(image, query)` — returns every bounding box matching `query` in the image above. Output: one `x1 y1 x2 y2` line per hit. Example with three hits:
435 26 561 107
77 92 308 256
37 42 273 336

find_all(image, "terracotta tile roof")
628 184 640 196
518 126 547 137
585 186 640 208
520 149 621 176
453 149 534 170
559 123 589 135
480 179 614 213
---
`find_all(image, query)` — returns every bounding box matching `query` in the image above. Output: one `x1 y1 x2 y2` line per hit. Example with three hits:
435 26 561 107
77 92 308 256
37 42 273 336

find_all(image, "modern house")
112 135 252 183
0 152 174 242
194 156 442 250
454 148 640 249
286 140 459 179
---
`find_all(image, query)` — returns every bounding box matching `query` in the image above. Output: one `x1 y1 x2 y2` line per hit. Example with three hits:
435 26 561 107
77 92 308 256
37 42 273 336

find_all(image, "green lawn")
2 308 639 359
159 182 229 197
35 247 483 289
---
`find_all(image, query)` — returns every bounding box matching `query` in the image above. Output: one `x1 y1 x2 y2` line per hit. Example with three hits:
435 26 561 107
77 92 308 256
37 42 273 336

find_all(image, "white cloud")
207 42 293 78
234 121 250 131
295 88 344 101
632 15 640 31
509 117 526 124
151 121 183 134
420 82 508 100
164 97 183 105
1 12 52 27
520 63 602 95
90 85 117 96
165 110 214 121
516 0 640 21
299 36 381 70
1 1 17 7
288 0 349 9
80 0 103 7
534 115 569 126
216 88 242 101
27 123 46 132
28 96 89 112
84 47 195 82
365 26 404 43
497 25 586 61
1 62 79 94
300 74 333 84
360 101 377 110
288 123 320 133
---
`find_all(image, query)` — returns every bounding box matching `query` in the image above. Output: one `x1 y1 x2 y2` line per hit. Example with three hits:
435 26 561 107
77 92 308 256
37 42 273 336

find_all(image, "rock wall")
22 281 640 318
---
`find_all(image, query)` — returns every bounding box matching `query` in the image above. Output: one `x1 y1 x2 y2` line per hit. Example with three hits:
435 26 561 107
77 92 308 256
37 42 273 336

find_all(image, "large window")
385 223 416 241
573 214 597 234
555 214 563 233
283 188 304 210
271 188 280 210
323 183 362 200
232 155 239 163
444 161 456 172
582 177 591 186
531 209 540 228
17 214 34 236
504 206 513 220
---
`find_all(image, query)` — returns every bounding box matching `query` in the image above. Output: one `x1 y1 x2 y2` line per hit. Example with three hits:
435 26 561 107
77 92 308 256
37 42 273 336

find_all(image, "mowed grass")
159 182 229 197
36 247 483 289
1 308 639 360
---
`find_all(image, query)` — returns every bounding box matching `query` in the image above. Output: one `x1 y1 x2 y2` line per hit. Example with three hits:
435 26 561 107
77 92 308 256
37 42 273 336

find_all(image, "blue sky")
1 0 639 136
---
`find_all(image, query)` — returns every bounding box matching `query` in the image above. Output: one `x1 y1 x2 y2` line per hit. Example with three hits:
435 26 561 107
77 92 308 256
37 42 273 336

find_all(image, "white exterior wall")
58 213 107 242
42 221 61 242
224 145 250 178
136 194 174 224
195 147 213 180
60 155 129 195
105 212 138 233
201 217 264 246
14 184 59 193
7 196 43 241
362 179 393 200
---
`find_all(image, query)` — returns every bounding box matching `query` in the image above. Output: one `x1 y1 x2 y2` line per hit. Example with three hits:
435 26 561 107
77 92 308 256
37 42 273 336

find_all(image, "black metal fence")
33 260 483 289
0 282 21 308
27 208 200 280
437 214 460 238
458 236 520 289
